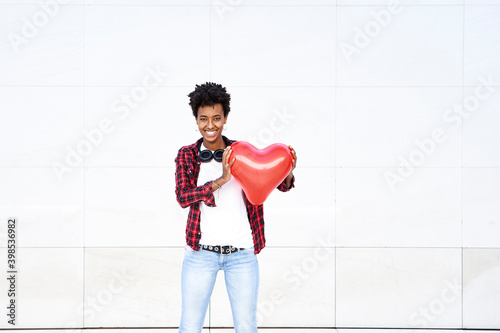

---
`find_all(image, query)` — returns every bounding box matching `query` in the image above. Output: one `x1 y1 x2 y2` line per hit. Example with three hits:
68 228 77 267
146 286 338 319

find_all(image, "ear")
224 114 229 124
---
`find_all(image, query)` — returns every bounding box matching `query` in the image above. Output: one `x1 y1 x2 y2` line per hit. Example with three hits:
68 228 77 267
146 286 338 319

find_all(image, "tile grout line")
460 2 465 329
83 0 87 329
334 0 338 328
208 1 212 328
209 0 212 81
0 86 485 88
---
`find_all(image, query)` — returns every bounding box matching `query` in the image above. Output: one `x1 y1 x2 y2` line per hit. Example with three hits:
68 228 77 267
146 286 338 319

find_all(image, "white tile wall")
336 167 462 248
0 4 84 86
338 1 463 4
463 86 500 167
463 249 500 328
337 5 463 87
228 87 335 166
464 5 500 86
466 0 500 3
0 168 84 248
84 167 184 247
83 87 189 167
463 168 500 248
85 1 208 4
264 167 335 247
211 5 336 86
84 5 210 86
336 248 462 328
0 0 84 3
2 0 500 330
241 0 336 5
0 87 84 167
0 248 84 329
84 248 183 327
336 87 462 168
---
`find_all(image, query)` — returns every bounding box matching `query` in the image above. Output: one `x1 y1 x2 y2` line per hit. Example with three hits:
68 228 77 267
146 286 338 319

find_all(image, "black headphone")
197 137 232 162
199 149 224 162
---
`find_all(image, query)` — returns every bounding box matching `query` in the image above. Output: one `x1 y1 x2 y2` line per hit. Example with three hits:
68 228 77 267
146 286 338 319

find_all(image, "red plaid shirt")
175 136 294 254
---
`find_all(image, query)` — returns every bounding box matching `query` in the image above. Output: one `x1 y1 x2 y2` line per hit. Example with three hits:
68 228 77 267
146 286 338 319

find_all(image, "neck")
203 137 226 151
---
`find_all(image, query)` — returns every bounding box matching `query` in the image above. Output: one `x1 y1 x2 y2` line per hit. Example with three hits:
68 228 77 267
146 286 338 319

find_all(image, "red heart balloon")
230 141 293 205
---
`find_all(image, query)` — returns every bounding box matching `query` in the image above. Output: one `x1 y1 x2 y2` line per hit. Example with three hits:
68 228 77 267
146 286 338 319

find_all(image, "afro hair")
188 82 231 118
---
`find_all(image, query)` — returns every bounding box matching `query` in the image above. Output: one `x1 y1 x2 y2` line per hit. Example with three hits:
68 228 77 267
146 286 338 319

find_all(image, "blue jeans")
179 245 259 333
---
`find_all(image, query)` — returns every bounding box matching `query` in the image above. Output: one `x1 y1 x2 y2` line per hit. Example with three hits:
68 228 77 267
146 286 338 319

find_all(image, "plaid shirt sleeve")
174 146 215 209
277 175 295 192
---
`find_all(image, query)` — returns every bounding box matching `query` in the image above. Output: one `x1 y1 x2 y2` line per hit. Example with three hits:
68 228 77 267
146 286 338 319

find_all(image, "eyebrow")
199 114 222 118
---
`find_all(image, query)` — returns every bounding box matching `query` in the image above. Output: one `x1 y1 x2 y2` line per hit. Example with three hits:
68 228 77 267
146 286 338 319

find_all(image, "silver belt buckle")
222 245 235 255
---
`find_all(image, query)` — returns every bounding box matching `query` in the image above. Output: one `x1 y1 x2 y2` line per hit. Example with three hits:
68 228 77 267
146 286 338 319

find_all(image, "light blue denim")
179 245 259 333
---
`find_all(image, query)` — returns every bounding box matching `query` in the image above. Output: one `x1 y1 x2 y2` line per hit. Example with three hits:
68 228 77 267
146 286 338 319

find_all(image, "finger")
221 147 230 163
228 157 236 167
288 146 297 164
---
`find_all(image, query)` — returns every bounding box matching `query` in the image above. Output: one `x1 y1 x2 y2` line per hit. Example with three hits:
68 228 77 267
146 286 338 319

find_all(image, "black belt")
201 244 244 255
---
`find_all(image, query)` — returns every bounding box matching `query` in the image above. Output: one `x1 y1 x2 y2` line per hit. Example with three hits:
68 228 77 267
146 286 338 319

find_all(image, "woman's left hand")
290 146 297 171
285 146 296 186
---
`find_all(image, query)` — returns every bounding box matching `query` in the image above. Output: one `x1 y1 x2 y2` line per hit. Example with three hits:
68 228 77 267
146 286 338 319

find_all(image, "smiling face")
196 103 227 150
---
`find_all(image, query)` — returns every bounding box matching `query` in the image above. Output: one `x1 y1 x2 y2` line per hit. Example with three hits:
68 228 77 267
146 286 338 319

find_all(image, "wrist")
212 180 221 191
285 172 294 186
218 176 229 186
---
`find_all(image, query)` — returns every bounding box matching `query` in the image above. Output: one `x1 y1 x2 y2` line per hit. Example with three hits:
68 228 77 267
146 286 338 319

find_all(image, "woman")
175 82 296 332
